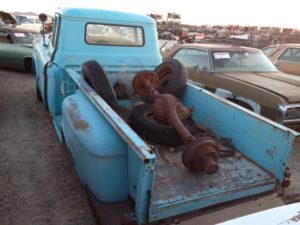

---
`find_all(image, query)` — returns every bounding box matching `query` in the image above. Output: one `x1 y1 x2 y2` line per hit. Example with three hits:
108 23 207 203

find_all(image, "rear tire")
33 60 42 102
36 82 42 102
24 58 33 73
129 104 198 146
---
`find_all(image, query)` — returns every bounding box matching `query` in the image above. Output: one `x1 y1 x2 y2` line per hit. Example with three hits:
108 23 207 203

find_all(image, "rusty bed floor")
150 146 275 208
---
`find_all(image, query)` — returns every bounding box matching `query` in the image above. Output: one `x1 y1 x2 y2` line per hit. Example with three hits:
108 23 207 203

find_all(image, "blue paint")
62 91 129 202
181 83 299 180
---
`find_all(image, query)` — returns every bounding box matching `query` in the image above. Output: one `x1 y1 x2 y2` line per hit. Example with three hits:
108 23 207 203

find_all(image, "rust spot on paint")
68 99 89 131
265 147 277 160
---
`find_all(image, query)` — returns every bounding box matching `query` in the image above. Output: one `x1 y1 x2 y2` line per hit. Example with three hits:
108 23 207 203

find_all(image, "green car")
164 43 300 131
0 27 40 71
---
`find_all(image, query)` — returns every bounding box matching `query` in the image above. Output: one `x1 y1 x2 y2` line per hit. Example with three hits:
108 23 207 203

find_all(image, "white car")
16 16 42 32
218 202 300 225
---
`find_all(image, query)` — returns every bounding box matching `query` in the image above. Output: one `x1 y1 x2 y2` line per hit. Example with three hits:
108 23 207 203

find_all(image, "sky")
2 0 299 29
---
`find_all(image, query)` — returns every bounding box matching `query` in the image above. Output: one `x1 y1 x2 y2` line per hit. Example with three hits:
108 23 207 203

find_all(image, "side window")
279 48 300 63
183 49 210 71
262 47 276 56
172 49 186 62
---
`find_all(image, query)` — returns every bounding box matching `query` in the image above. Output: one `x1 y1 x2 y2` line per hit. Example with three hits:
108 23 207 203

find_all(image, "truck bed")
64 69 299 225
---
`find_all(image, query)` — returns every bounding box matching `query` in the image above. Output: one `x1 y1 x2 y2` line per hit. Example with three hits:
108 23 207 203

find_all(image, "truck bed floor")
151 146 275 209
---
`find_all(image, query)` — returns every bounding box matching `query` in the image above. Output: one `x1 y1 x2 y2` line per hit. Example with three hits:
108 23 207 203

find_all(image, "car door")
276 47 300 76
11 31 34 70
0 29 17 69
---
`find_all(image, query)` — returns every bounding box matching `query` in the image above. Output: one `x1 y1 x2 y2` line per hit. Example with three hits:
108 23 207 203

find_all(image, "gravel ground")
0 69 96 225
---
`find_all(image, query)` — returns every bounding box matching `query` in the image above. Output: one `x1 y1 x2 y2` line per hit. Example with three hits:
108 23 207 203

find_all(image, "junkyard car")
0 11 18 26
218 202 300 225
16 16 44 33
165 43 300 130
263 43 300 76
0 27 39 71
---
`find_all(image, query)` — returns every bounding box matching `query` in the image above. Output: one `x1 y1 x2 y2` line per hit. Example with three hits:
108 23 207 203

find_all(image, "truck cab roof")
58 8 155 25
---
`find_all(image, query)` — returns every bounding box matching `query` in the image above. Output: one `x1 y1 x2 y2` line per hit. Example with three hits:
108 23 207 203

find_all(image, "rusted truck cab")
33 8 299 225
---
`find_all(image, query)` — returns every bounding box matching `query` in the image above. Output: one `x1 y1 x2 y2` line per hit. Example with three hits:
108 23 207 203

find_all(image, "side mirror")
38 13 48 23
38 13 48 47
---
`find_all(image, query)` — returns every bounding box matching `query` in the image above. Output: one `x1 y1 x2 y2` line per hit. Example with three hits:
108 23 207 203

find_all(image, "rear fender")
66 68 156 223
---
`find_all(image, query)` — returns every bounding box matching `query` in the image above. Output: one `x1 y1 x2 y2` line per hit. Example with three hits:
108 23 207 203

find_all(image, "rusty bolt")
281 178 291 188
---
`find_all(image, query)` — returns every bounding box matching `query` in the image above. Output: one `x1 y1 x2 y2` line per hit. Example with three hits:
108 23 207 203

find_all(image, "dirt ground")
0 68 299 225
0 69 96 225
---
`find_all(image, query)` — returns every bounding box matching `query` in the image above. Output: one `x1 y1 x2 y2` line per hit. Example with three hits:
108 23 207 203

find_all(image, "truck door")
35 14 60 102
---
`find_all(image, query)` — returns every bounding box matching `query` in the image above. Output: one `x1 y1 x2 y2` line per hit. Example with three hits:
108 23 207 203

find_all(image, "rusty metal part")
281 179 291 188
281 167 291 188
176 100 193 120
122 216 138 225
132 70 159 97
153 94 196 143
132 71 220 173
182 137 219 173
153 94 192 121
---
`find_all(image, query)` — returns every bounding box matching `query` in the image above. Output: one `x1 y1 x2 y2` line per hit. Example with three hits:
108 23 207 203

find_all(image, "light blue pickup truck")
33 8 299 225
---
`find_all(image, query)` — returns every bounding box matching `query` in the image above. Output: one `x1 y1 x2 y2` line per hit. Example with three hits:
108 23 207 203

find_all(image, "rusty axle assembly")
133 70 219 173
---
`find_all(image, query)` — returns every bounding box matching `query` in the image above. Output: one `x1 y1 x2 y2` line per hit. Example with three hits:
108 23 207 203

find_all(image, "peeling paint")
68 99 90 131
265 147 277 160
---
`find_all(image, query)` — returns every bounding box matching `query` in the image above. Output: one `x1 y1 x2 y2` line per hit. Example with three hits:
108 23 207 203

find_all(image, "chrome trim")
279 104 300 125
282 119 300 125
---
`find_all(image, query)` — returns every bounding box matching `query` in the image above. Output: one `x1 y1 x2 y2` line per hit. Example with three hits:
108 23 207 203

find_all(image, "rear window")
86 23 144 46
279 47 300 63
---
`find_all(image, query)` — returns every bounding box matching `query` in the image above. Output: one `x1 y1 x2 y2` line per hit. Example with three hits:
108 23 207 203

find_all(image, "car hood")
218 72 300 103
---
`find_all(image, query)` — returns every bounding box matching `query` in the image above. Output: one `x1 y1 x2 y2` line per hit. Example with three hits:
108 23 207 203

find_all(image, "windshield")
12 31 39 44
211 50 277 72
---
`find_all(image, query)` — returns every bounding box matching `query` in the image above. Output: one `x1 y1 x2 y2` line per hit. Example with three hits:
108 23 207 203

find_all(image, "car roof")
178 43 259 51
